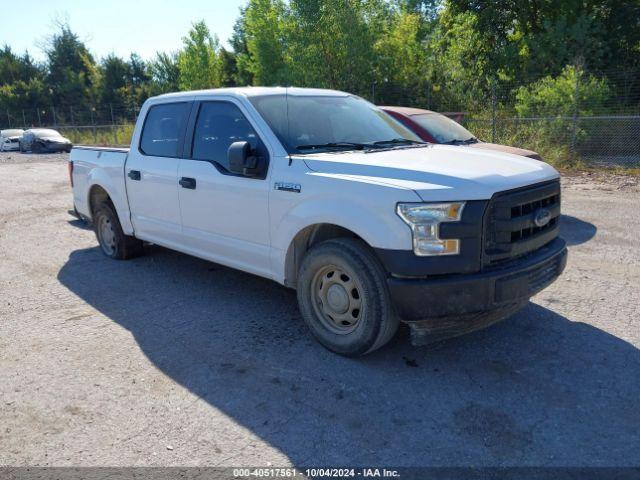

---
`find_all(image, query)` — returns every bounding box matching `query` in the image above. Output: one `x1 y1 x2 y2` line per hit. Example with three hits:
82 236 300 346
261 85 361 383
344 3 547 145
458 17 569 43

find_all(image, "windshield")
411 113 476 144
248 94 421 153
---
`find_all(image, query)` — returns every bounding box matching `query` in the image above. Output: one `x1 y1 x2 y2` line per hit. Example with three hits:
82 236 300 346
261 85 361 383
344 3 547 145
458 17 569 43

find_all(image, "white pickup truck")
70 87 567 356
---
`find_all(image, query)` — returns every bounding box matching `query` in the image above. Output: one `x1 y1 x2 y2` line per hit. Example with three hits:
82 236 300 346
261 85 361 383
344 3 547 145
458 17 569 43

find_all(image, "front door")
125 101 191 248
177 99 272 278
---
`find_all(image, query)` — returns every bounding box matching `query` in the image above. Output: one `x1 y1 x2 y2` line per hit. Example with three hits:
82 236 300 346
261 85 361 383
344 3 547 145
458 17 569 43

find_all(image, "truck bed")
70 145 130 226
73 145 130 153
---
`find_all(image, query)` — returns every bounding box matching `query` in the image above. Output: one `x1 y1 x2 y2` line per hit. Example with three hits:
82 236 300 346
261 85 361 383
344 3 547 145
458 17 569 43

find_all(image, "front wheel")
297 238 399 356
93 202 144 260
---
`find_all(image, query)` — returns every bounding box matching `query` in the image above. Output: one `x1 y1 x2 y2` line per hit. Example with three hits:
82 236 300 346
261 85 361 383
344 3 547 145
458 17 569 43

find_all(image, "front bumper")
42 142 71 152
387 237 567 322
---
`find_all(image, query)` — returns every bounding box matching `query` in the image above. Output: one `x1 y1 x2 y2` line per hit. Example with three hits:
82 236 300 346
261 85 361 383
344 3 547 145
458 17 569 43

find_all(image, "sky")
1 0 247 62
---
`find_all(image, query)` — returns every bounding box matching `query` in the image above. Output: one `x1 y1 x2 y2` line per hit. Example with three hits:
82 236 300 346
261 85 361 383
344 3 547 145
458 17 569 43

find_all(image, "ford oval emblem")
534 208 552 228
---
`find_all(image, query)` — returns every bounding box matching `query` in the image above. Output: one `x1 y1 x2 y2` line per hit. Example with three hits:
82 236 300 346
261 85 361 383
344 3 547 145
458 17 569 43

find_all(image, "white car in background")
0 129 24 152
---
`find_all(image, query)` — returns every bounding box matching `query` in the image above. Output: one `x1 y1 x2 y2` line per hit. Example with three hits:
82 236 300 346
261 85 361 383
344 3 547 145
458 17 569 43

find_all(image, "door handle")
128 170 141 181
179 177 196 189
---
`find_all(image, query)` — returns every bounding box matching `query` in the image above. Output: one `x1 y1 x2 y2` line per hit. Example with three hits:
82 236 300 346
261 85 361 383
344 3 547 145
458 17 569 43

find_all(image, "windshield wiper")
295 142 372 152
372 138 425 146
443 137 478 145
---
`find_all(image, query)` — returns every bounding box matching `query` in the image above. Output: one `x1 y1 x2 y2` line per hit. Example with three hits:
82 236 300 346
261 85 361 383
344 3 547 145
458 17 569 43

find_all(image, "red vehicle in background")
381 106 541 160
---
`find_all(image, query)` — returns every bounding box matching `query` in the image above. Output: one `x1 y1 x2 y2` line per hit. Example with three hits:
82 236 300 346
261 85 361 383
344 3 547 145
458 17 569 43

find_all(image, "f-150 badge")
274 182 301 193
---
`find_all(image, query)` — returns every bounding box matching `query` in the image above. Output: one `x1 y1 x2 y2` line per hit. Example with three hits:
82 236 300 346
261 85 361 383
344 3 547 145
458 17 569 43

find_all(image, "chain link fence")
463 115 640 168
2 68 639 168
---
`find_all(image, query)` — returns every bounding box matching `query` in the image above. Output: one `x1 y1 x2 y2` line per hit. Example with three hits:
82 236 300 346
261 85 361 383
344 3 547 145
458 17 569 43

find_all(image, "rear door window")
139 102 190 157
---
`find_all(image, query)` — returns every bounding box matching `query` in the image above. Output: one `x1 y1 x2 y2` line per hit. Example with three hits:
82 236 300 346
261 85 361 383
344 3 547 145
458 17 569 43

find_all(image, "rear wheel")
297 238 399 356
93 202 144 260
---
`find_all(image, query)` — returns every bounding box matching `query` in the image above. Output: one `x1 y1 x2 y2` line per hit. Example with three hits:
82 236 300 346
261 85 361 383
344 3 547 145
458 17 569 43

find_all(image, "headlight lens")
397 202 465 256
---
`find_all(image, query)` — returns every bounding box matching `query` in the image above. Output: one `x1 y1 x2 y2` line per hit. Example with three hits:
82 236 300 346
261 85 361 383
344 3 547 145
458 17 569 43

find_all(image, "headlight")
397 202 465 256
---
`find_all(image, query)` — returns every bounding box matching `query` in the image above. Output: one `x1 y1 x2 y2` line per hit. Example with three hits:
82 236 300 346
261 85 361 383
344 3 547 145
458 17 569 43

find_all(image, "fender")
270 196 416 284
85 169 134 235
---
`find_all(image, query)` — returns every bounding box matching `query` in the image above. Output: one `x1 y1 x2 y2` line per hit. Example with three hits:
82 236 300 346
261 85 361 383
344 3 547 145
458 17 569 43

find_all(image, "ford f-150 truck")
70 87 567 356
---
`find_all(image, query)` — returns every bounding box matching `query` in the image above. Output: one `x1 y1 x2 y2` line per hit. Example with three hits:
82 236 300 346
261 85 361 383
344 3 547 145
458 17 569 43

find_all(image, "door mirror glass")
228 141 264 177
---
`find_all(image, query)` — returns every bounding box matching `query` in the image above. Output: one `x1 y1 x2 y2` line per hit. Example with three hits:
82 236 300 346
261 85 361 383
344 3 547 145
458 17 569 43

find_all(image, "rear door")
125 101 191 247
177 98 272 277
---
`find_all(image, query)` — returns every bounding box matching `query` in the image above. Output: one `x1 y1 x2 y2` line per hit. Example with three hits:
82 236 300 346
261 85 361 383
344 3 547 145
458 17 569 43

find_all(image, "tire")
32 142 41 153
93 201 144 260
297 238 399 356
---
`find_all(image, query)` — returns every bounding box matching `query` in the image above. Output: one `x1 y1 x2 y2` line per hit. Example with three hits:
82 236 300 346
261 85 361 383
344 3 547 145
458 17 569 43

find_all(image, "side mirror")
228 141 265 178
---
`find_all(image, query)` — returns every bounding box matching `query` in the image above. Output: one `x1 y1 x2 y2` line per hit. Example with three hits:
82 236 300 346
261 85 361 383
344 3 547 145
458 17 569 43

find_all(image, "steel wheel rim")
98 216 116 256
310 264 364 335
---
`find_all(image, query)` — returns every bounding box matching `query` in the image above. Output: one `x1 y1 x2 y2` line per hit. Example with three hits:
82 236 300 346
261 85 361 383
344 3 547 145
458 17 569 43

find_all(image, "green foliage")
45 24 98 106
515 66 611 117
446 0 640 78
0 46 43 85
511 66 612 167
285 0 384 94
374 11 430 104
177 20 222 90
229 9 254 86
1 1 639 167
148 52 180 94
61 124 135 146
99 55 129 109
425 9 496 111
243 0 289 85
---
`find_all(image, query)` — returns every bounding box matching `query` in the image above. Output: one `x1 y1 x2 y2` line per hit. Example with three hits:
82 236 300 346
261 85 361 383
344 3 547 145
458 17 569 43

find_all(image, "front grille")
484 180 561 267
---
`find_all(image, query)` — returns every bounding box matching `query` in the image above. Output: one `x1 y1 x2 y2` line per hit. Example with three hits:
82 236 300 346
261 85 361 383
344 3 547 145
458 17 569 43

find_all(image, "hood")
469 141 540 159
300 144 559 201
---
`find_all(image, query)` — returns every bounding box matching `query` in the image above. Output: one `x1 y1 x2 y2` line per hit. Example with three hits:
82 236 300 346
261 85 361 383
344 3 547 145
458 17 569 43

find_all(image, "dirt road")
1 152 638 467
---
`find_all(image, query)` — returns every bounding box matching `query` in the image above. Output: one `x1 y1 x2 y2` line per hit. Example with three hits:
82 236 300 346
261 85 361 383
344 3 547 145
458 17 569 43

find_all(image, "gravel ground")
0 151 639 467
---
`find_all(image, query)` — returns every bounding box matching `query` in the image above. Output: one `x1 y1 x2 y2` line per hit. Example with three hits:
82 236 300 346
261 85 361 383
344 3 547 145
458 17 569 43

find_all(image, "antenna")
286 87 292 166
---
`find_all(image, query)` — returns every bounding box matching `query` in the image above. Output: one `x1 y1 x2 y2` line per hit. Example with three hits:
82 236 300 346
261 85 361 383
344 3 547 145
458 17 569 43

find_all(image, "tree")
243 0 289 85
424 8 496 112
446 0 640 77
515 65 611 117
177 20 222 90
149 52 180 94
0 46 48 118
375 10 430 105
45 23 98 107
99 54 129 111
219 48 239 87
128 53 149 87
0 46 43 85
285 0 386 95
230 8 254 86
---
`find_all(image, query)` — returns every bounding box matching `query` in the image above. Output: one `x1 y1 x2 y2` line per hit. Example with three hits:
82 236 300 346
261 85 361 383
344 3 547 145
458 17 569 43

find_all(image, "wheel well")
88 185 111 218
284 224 363 288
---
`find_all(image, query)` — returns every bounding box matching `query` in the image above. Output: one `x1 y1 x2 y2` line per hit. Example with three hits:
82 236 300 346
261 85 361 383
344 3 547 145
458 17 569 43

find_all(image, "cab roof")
154 86 351 101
